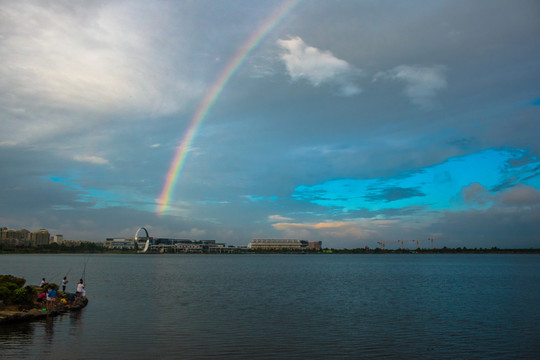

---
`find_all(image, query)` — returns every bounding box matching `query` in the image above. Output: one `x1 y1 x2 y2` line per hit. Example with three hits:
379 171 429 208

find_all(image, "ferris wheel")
135 227 150 253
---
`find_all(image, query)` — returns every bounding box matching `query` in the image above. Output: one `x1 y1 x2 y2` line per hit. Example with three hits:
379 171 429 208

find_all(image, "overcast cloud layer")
1 0 539 249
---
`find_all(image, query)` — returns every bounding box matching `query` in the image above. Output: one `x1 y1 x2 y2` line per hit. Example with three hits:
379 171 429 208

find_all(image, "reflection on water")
43 317 54 344
0 320 34 341
0 254 539 359
68 308 83 336
0 317 37 358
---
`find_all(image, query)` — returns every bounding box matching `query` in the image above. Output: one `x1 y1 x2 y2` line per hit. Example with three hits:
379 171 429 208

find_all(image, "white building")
104 238 136 250
248 239 309 250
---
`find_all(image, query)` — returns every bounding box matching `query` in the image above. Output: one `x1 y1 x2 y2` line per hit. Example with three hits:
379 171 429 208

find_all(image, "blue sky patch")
293 147 540 213
48 175 155 211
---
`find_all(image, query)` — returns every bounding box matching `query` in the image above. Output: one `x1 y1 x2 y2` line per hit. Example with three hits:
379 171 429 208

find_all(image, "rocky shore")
0 274 89 325
0 297 88 324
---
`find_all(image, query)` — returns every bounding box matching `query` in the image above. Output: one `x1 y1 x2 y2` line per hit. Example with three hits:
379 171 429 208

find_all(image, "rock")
0 297 88 324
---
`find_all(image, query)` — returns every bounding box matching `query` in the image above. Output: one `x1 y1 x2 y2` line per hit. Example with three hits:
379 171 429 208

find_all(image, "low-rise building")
150 239 224 253
104 238 136 250
248 239 309 250
104 236 229 253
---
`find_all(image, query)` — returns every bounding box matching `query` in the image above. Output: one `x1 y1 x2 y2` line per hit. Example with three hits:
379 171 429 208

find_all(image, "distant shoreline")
1 247 539 255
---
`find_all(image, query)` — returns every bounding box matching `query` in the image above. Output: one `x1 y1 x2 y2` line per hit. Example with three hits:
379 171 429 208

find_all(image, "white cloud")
268 214 293 222
339 83 362 97
0 1 203 144
277 36 361 96
73 155 109 165
272 220 374 240
498 185 540 207
374 65 447 108
455 182 493 207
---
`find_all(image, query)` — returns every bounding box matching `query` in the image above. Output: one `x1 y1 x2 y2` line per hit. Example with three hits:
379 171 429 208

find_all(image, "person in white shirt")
76 279 86 297
61 277 68 292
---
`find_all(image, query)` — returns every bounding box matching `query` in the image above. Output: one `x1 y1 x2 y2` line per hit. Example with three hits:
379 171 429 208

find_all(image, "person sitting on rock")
46 288 57 311
40 278 48 287
38 292 47 308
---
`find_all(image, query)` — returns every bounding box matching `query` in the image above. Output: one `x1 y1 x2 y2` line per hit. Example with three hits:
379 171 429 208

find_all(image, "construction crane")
428 237 435 249
398 239 404 250
377 241 386 250
413 239 420 250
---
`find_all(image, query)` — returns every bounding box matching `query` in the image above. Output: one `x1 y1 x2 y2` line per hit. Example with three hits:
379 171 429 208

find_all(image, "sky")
1 0 539 249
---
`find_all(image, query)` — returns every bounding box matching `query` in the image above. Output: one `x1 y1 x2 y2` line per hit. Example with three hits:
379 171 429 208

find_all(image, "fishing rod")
46 266 70 286
81 256 90 283
59 268 71 289
47 272 61 284
52 267 71 283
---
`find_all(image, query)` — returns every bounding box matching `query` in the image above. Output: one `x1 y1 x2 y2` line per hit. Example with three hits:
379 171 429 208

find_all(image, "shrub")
13 286 35 306
2 282 19 291
43 283 59 291
0 286 12 303
0 275 26 288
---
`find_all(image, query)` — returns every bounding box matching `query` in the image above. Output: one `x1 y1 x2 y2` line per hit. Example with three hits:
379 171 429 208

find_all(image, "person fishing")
76 256 89 298
61 276 69 292
76 279 86 297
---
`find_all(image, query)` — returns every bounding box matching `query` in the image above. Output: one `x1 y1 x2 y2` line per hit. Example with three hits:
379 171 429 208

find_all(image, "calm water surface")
0 254 539 359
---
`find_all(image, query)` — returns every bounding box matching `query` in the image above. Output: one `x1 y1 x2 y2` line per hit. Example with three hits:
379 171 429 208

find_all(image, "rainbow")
157 0 300 215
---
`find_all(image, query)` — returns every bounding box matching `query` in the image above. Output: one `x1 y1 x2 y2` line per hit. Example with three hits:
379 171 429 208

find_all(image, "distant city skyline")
1 1 539 249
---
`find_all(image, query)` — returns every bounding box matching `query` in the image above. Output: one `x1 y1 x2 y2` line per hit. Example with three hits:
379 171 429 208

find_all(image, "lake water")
0 254 539 359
